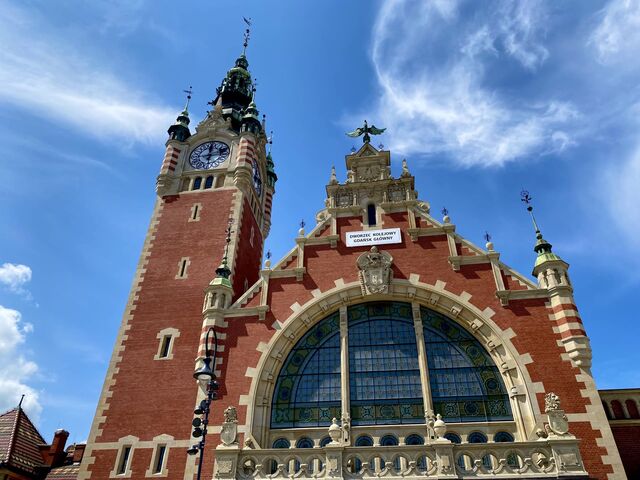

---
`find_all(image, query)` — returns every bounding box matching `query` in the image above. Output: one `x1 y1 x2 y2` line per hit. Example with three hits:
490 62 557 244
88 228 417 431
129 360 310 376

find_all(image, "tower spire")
520 190 554 257
215 218 233 281
242 17 252 56
167 86 192 142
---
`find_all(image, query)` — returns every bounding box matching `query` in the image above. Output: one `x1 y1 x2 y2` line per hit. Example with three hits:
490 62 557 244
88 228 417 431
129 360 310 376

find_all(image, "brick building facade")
79 38 633 480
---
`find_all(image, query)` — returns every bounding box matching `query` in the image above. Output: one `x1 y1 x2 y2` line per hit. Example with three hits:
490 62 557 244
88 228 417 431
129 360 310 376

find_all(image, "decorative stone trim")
144 434 174 477
242 279 541 448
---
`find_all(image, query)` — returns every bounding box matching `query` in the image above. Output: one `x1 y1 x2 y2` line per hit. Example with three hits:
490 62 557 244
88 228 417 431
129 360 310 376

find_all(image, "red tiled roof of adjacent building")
0 406 46 476
45 464 81 480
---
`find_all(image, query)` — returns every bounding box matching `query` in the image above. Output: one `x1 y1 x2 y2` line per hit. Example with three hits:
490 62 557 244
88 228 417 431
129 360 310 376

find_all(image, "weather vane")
484 231 491 243
242 17 252 54
266 250 272 260
183 86 193 110
268 130 274 153
520 189 541 234
346 120 386 144
441 207 449 217
300 219 306 229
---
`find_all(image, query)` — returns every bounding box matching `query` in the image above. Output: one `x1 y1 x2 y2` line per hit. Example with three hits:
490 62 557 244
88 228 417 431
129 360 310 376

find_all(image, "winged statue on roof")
346 120 386 144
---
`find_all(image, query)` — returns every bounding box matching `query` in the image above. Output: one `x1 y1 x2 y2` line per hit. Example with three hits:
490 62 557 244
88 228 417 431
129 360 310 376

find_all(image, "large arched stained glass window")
271 312 341 428
270 302 513 429
348 302 423 425
422 307 512 422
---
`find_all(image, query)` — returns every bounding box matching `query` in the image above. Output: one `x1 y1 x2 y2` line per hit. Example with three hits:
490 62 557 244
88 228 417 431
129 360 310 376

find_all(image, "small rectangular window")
116 446 131 475
153 445 166 474
367 204 377 226
180 260 187 277
159 336 171 358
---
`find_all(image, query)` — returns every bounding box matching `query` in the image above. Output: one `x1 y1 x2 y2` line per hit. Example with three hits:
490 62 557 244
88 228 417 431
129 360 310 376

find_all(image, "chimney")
43 429 69 467
72 444 86 463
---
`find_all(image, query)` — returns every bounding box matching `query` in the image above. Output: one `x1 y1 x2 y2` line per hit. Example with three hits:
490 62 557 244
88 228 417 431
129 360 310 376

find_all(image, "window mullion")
412 303 434 425
339 305 350 445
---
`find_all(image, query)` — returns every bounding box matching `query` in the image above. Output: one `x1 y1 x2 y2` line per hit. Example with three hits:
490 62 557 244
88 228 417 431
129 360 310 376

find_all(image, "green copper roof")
534 251 563 268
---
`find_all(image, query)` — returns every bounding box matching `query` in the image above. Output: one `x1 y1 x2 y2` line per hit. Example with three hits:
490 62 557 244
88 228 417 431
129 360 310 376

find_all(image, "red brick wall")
611 424 640 479
88 205 617 479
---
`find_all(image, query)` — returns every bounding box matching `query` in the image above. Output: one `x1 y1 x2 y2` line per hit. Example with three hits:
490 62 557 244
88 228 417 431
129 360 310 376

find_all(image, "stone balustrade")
214 437 587 479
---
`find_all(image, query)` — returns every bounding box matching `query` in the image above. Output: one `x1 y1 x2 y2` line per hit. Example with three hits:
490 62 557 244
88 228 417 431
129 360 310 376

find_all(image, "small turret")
167 86 192 142
241 98 262 134
203 219 234 311
521 191 571 291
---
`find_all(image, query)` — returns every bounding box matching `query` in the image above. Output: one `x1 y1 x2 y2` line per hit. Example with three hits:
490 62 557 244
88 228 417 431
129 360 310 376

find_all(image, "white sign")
345 228 402 247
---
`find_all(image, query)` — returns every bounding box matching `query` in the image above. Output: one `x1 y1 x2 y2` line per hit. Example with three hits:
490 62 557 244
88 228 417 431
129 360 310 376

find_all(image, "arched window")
271 313 340 428
379 435 398 446
494 431 515 442
296 438 314 448
270 302 512 430
354 435 373 447
468 432 488 443
272 438 290 449
444 433 461 444
319 436 332 447
422 307 512 422
204 176 214 189
405 434 423 445
349 303 423 425
192 177 202 190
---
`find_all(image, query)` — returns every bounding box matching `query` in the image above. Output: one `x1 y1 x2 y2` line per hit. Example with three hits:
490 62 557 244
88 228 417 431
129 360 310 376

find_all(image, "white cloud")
365 0 576 167
0 263 32 295
0 3 174 146
498 0 549 70
0 306 41 419
608 146 640 246
590 0 640 62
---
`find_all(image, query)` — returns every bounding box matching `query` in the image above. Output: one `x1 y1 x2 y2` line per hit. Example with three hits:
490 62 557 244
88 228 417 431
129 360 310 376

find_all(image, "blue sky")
1 0 639 443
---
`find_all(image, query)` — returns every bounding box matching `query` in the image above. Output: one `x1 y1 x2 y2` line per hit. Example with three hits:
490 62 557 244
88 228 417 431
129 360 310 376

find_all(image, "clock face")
189 141 230 169
253 163 262 196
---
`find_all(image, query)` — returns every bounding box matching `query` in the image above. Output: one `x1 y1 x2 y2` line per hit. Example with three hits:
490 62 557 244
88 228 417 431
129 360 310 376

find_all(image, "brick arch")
626 399 639 419
242 279 541 447
610 400 625 419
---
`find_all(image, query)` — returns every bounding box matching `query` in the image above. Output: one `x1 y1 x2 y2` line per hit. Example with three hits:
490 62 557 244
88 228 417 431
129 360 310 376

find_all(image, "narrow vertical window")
367 204 376 226
176 258 190 279
193 177 202 190
116 446 131 475
204 176 214 189
159 336 171 359
189 203 201 222
152 445 166 474
250 226 254 246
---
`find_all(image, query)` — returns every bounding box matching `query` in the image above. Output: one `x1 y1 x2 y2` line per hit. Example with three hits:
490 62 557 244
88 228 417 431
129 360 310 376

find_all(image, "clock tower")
79 33 276 480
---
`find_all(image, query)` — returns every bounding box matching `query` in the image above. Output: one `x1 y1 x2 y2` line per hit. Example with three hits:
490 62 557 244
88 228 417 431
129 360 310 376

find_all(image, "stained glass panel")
349 302 424 425
271 313 341 428
422 307 513 423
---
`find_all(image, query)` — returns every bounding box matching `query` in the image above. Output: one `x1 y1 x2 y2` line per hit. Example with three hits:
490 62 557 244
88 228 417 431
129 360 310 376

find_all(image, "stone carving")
544 392 571 437
356 165 380 182
220 406 238 446
401 158 411 177
216 460 234 474
357 247 393 295
328 417 342 445
545 392 561 413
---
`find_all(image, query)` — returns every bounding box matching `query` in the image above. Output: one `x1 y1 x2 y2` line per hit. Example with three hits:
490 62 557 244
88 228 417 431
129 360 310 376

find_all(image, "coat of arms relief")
357 246 393 295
